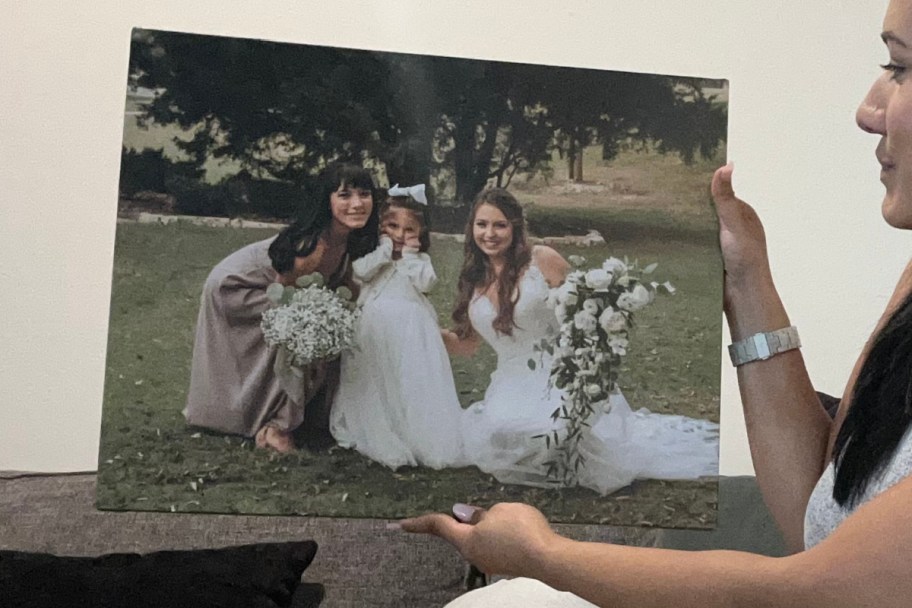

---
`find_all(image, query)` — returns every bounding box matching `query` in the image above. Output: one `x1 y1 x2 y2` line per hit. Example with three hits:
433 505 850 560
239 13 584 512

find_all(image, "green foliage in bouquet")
531 255 675 487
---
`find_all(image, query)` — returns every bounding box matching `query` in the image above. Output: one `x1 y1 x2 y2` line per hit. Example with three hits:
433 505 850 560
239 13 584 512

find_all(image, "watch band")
728 326 801 367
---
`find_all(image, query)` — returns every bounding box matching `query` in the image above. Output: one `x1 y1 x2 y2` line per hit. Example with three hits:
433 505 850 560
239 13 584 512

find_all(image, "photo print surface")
98 28 727 528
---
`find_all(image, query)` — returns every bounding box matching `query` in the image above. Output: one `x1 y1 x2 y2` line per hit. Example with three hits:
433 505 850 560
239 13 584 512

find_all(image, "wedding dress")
331 239 467 469
462 262 719 495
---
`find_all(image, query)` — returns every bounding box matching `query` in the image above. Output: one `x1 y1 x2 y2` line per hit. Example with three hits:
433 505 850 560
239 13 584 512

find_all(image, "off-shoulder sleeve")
399 249 438 293
352 237 393 282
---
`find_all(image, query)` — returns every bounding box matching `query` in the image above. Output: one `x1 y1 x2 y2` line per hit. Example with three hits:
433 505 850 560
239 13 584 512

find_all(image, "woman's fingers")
453 502 485 524
711 162 736 205
710 162 744 230
399 512 473 547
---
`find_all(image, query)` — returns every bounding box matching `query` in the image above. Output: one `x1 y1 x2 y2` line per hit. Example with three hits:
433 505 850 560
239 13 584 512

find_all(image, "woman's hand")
404 234 421 251
399 502 561 578
710 164 775 309
441 328 481 357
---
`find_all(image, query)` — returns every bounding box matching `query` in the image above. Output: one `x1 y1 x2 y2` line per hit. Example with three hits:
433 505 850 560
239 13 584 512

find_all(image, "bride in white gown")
443 188 719 495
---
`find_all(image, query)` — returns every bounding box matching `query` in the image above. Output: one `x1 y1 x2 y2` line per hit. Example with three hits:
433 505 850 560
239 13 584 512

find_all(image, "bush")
222 173 305 220
119 147 203 198
162 174 228 217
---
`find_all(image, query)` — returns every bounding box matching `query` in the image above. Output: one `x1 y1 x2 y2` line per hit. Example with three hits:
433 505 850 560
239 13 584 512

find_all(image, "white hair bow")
388 183 428 205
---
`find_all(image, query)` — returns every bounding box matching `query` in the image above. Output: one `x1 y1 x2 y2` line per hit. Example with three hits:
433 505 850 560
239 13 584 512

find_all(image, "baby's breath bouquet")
531 255 675 486
261 272 359 369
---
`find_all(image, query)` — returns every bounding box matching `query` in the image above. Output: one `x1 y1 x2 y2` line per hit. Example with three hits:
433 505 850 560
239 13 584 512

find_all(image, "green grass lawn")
96 216 721 528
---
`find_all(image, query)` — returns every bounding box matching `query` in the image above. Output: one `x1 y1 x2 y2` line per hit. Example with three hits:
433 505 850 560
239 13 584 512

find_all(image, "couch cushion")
1 542 323 608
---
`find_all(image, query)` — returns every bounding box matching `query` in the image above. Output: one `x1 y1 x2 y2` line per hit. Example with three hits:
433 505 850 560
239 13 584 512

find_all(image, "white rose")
602 257 627 276
585 269 612 290
599 308 627 333
608 336 629 356
585 383 603 398
573 310 598 333
617 284 653 312
582 298 600 316
560 280 581 306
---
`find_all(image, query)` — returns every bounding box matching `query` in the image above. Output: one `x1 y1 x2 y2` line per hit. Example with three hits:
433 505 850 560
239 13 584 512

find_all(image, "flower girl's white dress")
462 260 720 495
331 237 466 469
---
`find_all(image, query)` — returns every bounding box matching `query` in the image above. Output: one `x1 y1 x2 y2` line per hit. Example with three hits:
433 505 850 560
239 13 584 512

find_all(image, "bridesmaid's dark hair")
833 290 912 507
452 188 532 339
268 163 379 274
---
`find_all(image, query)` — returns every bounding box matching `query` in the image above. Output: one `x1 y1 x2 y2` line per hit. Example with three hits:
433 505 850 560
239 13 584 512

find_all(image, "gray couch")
0 472 784 607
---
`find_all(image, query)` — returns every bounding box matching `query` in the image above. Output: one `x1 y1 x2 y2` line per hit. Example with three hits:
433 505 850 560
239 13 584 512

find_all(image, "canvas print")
97 28 727 528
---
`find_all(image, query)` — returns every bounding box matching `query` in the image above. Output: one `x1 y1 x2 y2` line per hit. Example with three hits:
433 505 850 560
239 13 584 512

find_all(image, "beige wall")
0 0 897 474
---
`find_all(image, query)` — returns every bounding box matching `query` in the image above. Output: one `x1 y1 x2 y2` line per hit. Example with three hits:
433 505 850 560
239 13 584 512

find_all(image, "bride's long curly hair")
452 188 532 339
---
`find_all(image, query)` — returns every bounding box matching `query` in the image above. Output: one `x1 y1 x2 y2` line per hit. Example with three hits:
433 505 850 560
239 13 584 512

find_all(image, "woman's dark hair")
452 188 532 339
380 195 432 252
268 163 379 274
833 290 912 507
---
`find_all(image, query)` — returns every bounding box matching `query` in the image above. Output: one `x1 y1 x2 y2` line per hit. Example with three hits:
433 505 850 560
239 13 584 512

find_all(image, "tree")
127 28 727 213
130 29 393 189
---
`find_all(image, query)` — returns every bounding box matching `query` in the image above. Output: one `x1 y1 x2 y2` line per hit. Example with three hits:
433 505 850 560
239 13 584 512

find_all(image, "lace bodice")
468 263 557 365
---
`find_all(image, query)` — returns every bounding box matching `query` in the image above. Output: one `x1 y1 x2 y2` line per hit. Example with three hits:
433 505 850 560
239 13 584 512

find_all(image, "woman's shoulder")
206 237 277 287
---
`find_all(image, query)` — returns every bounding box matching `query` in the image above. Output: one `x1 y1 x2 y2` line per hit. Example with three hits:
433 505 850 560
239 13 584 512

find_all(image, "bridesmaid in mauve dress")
183 163 379 453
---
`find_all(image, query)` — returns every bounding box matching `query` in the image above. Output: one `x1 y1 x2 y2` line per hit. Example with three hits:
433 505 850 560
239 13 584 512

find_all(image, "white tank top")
804 426 912 548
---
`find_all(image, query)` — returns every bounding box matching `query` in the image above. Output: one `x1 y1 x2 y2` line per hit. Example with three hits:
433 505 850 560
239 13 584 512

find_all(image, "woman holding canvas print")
330 184 467 470
183 163 378 453
402 2 912 605
443 187 720 495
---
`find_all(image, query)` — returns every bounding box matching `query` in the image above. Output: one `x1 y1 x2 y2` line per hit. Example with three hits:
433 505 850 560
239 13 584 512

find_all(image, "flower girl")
330 184 467 469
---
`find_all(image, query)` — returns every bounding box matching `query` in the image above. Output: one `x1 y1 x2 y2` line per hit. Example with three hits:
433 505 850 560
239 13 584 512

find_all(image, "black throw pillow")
0 541 323 608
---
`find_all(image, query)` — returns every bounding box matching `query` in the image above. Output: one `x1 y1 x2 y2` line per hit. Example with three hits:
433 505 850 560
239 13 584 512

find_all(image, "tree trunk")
574 149 584 183
567 137 577 181
453 120 478 204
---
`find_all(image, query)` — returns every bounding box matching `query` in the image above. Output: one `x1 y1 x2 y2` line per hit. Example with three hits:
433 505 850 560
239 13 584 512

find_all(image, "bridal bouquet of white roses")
531 255 675 486
261 273 359 368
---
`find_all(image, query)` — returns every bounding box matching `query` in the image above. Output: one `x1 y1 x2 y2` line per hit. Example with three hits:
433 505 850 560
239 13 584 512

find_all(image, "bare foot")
255 426 296 453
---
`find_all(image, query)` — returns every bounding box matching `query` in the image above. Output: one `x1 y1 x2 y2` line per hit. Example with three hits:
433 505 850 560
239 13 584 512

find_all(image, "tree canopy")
128 28 726 212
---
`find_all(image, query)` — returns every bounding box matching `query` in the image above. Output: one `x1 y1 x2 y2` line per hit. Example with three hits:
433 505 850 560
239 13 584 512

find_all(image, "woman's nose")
856 81 887 135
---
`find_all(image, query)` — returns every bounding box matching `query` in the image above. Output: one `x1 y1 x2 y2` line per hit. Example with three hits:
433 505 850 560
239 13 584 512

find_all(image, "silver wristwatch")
728 326 801 367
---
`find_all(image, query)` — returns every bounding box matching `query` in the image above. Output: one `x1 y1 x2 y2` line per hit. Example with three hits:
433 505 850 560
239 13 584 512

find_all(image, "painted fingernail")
453 503 477 523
